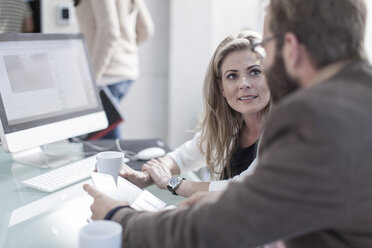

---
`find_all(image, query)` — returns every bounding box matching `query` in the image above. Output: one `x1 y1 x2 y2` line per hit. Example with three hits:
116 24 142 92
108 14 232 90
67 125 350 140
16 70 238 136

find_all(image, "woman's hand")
142 158 172 189
83 184 129 220
119 164 153 189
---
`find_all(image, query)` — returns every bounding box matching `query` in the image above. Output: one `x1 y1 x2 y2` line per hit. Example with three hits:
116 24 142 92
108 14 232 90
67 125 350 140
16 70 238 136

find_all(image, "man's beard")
265 53 300 103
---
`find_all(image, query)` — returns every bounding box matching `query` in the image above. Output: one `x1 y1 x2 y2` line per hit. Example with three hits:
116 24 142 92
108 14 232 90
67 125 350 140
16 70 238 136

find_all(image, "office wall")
211 0 264 49
119 0 169 142
40 0 78 33
166 0 213 148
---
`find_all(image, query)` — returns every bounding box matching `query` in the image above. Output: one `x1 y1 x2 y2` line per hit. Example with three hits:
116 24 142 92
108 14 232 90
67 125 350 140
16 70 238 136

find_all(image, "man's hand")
83 184 129 220
142 158 172 189
119 164 153 189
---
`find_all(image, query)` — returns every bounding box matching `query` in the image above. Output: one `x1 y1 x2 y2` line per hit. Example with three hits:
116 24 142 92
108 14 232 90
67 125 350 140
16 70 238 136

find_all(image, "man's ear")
218 79 225 97
282 32 301 76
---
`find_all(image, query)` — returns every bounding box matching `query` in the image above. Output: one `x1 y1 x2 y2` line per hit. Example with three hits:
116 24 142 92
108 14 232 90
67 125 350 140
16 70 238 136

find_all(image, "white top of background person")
74 0 154 85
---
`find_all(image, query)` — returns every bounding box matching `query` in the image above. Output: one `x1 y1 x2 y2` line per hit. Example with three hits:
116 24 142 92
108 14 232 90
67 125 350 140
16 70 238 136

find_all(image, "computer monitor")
0 33 108 168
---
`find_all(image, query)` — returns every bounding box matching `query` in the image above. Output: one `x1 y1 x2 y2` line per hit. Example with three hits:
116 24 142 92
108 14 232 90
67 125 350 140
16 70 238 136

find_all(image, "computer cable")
70 137 137 161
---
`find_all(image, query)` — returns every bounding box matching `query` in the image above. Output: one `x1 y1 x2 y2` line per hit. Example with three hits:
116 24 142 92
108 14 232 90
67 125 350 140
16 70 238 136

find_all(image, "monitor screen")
0 33 108 166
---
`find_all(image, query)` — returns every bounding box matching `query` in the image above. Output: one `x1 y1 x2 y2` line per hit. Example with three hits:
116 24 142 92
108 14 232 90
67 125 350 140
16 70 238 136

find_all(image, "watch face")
169 176 180 187
167 176 184 195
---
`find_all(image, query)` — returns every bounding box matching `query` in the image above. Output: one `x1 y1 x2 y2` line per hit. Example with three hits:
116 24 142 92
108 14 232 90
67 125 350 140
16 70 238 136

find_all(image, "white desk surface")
0 141 196 248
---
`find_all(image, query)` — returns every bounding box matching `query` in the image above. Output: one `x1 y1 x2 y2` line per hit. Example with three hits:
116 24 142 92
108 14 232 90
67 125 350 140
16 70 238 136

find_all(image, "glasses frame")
250 34 282 58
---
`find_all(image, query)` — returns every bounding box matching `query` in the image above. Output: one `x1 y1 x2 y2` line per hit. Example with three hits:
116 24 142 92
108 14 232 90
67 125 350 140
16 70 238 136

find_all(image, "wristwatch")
167 175 184 195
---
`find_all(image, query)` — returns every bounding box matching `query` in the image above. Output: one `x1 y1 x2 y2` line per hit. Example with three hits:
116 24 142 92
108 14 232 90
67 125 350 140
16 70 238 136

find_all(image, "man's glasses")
251 35 282 58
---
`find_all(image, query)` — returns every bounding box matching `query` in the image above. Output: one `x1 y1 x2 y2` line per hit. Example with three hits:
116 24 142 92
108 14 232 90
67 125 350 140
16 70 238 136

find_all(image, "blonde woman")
121 31 270 197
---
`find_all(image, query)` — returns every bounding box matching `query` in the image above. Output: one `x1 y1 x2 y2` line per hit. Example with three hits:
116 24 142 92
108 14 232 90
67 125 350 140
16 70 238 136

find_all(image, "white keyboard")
22 155 97 193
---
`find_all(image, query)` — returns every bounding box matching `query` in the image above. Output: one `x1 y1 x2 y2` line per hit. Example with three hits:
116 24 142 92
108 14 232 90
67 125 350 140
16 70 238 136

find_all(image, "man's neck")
298 65 318 88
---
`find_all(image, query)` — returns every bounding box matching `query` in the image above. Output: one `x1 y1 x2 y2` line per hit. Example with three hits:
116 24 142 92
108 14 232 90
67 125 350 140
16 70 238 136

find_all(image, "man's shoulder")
264 60 372 143
275 61 372 113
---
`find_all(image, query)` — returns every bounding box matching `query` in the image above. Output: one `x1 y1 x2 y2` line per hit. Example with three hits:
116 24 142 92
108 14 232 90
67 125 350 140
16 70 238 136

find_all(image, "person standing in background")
0 0 34 33
74 0 154 139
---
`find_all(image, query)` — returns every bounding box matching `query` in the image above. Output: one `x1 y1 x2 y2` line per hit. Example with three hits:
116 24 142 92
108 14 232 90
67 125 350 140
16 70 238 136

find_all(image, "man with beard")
83 0 372 247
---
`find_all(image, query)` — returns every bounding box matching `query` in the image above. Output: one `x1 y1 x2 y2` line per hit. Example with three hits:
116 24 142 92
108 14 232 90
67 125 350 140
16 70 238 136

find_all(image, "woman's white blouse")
167 133 258 191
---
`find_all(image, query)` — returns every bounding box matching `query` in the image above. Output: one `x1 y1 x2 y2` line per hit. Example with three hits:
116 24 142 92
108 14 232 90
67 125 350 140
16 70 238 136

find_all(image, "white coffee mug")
96 151 124 184
79 220 122 248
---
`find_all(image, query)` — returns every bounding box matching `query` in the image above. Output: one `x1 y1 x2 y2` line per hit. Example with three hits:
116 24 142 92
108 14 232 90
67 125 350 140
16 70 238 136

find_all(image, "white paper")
90 173 171 210
131 190 166 211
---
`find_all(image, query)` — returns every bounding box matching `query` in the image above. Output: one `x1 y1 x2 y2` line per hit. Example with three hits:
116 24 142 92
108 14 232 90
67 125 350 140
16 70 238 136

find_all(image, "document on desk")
91 173 174 211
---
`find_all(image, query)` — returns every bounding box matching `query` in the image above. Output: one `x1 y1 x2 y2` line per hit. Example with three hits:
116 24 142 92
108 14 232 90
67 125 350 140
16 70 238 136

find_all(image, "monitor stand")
11 147 73 168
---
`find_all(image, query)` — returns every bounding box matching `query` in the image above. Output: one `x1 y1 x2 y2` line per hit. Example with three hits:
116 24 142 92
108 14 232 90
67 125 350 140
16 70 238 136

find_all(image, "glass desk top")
0 141 193 248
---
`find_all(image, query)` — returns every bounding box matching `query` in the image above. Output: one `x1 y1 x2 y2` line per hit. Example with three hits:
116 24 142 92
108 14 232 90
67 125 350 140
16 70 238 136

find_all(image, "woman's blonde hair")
197 30 269 179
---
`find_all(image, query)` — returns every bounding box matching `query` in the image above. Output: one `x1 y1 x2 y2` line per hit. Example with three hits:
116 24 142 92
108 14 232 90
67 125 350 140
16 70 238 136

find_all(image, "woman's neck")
240 115 262 148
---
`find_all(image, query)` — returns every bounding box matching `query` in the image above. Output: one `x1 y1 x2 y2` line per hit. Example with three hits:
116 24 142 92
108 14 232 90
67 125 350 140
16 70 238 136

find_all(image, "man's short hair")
269 0 367 68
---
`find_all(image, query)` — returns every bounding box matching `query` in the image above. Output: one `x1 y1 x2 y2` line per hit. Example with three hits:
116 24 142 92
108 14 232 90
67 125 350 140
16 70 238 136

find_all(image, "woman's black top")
221 142 257 180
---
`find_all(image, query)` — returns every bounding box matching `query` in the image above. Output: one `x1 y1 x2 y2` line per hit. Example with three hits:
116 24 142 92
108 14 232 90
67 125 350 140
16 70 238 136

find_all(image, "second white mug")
79 220 122 248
